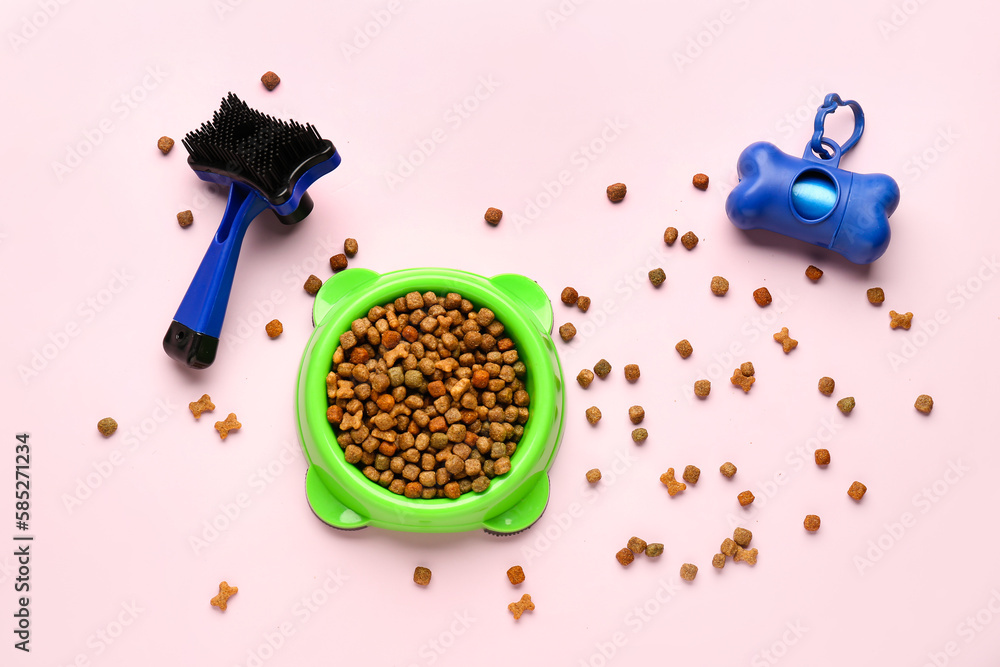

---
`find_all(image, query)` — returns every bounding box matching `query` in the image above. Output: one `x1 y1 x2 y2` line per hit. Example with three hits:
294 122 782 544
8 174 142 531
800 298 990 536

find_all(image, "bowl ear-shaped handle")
305 467 370 530
489 273 554 335
312 268 380 327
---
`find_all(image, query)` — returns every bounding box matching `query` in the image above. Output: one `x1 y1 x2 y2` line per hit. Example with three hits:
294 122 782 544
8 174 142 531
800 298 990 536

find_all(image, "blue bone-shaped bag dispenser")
725 94 900 264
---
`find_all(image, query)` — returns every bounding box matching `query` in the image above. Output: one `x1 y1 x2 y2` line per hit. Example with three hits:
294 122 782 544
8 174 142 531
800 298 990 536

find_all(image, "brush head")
182 93 336 208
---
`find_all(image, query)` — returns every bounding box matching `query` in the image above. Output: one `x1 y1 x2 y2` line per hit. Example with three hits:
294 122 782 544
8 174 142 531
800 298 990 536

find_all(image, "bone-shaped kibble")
188 394 215 419
210 581 238 611
508 593 534 620
773 327 798 354
659 468 687 496
733 546 758 565
889 310 913 330
730 368 755 393
340 411 363 431
214 413 241 440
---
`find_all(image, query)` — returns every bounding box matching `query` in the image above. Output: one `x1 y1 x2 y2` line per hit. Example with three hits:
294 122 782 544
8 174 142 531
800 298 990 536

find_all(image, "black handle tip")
163 321 218 369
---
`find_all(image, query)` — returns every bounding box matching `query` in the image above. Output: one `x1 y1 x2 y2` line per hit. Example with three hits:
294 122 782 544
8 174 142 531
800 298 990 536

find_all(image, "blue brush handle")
163 183 269 368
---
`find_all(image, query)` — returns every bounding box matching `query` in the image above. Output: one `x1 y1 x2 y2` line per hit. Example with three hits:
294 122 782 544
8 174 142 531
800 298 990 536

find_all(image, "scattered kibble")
738 490 755 507
692 173 709 190
660 468 686 496
733 527 752 547
561 287 579 305
740 362 755 377
682 465 701 485
720 462 737 478
97 417 118 437
344 238 359 257
586 468 602 483
624 364 640 382
837 397 856 414
558 323 577 342
507 566 525 585
265 319 283 338
804 515 821 532
260 71 280 90
188 394 215 419
733 546 758 565
711 276 730 296
889 310 913 330
694 379 711 398
210 581 238 611
577 296 591 312
303 274 323 295
215 413 242 440
675 339 693 359
681 231 698 250
664 227 678 246
712 553 726 569
627 536 647 554
577 369 595 388
645 543 664 558
628 405 645 424
818 376 835 395
631 428 648 443
413 566 432 586
508 594 534 620
680 563 698 581
720 538 738 557
607 182 627 202
848 481 867 501
805 265 823 281
594 359 611 378
730 368 755 393
753 287 772 307
586 406 602 425
867 287 885 304
177 210 194 228
157 136 174 154
616 548 635 567
915 394 934 414
484 207 503 226
815 449 830 466
773 327 798 353
648 268 666 287
330 253 348 271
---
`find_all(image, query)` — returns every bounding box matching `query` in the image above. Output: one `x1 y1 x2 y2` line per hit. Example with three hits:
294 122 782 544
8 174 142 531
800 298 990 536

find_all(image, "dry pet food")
484 207 503 226
680 563 698 581
848 481 867 501
265 319 283 338
624 364 640 382
818 376 835 395
215 413 242 440
177 210 194 228
329 253 348 271
211 581 238 611
675 339 693 359
915 394 934 414
889 310 913 329
648 268 666 287
508 594 534 619
681 231 699 250
730 368 754 393
561 287 579 305
683 465 700 484
694 379 711 398
577 369 595 388
733 527 752 547
507 566 525 585
712 553 726 568
664 227 678 245
260 71 280 90
607 182 627 202
577 296 591 312
413 566 432 586
753 287 772 307
188 394 215 419
660 468 686 496
738 490 755 507
344 238 359 257
692 173 709 190
733 547 758 565
711 276 730 296
558 323 577 342
97 417 118 437
157 136 174 154
628 405 645 424
805 265 823 281
720 538 738 557
804 515 821 532
586 406 602 425
586 468 602 483
628 536 648 554
594 359 612 378
867 287 885 304
720 462 737 478
631 428 648 443
616 548 635 567
304 275 323 295
815 449 830 466
645 543 664 558
740 362 755 376
837 397 855 414
773 327 798 353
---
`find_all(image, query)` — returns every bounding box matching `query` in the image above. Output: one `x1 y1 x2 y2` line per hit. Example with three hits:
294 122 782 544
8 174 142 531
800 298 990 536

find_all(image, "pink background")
4 0 999 665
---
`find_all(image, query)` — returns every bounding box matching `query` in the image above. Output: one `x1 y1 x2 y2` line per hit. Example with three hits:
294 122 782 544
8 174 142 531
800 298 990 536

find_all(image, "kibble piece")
837 397 855 414
261 71 280 90
607 182 627 202
720 462 737 478
804 515 821 532
915 394 934 414
738 490 755 506
663 227 678 245
773 327 798 353
330 253 348 271
616 548 635 567
177 210 194 228
710 276 730 296
848 481 867 501
484 207 503 226
594 359 612 378
97 417 118 437
507 566 525 585
680 563 698 581
210 581 238 611
624 364 640 382
645 543 664 558
188 394 215 419
585 468 602 483
648 268 666 287
740 362 755 377
265 319 283 338
889 310 913 330
805 265 823 281
631 428 648 443
628 405 645 424
577 369 595 388
733 547 758 565
692 173 709 190
215 413 242 440
413 566 432 586
730 368 755 393
815 449 830 466
694 379 711 398
585 406 602 425
576 296 591 312
157 136 174 154
682 465 700 484
720 538 738 557
681 231 698 250
558 323 577 342
818 376 835 395
560 287 579 305
712 553 726 569
508 593 534 620
344 238 359 257
733 527 752 547
753 287 772 307
627 536 647 554
675 339 693 359
867 287 885 304
303 274 322 295
660 468 686 496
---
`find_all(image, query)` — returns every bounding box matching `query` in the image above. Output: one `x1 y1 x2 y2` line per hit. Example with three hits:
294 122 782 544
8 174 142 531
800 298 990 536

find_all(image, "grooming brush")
163 93 341 369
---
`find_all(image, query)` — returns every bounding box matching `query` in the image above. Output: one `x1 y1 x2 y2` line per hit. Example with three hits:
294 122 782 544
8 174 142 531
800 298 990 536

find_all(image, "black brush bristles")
182 93 334 204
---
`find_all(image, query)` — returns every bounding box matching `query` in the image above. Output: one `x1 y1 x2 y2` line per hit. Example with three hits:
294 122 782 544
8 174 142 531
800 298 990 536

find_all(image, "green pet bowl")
295 268 565 534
